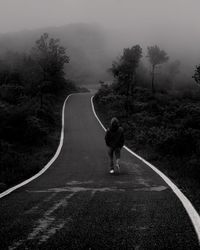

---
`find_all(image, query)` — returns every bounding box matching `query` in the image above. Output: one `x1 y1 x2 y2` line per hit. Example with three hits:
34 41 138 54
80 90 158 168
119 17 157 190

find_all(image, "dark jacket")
105 125 124 149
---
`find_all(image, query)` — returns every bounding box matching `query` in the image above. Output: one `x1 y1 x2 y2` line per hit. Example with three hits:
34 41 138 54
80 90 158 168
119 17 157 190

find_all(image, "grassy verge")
93 84 200 214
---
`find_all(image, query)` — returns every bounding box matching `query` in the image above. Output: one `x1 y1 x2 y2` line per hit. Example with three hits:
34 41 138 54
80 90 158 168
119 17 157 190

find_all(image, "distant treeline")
0 33 77 188
94 44 200 191
108 44 200 95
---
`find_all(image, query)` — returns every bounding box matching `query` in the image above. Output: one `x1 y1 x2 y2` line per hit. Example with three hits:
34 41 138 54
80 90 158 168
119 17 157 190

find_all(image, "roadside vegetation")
0 33 78 190
94 44 200 212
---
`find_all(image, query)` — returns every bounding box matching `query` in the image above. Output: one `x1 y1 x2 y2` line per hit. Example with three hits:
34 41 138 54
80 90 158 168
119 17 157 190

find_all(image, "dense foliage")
0 34 77 187
94 44 200 185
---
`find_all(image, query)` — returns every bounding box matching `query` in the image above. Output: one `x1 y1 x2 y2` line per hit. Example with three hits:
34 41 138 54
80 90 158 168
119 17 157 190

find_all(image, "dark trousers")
108 147 121 167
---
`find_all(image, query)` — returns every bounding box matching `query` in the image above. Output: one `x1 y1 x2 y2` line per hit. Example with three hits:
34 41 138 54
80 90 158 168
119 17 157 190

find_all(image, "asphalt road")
0 93 199 250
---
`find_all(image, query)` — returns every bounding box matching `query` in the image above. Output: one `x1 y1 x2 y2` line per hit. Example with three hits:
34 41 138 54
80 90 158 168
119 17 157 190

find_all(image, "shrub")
0 85 25 104
24 115 48 145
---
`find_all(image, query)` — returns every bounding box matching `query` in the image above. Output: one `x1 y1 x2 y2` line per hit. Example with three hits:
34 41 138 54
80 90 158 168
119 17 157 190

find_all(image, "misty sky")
0 0 199 33
0 0 200 62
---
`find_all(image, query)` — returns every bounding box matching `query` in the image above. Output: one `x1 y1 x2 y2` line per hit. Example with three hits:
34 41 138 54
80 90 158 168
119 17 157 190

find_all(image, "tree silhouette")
147 45 169 93
111 45 142 97
193 65 200 85
32 33 70 106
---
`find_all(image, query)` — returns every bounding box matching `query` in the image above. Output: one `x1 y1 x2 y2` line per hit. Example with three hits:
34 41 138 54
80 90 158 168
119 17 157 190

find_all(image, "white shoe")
109 169 114 174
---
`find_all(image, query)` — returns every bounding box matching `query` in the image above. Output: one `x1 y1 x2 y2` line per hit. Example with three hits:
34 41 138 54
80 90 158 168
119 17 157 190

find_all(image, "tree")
32 33 70 106
193 65 200 85
111 45 142 97
33 33 69 78
147 45 169 93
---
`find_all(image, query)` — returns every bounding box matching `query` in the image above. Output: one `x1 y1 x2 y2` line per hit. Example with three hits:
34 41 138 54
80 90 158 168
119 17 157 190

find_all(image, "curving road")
0 93 199 249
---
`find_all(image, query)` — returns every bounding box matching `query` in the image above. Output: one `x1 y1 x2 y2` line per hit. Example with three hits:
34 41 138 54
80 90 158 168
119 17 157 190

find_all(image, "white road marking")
0 94 73 199
91 95 200 244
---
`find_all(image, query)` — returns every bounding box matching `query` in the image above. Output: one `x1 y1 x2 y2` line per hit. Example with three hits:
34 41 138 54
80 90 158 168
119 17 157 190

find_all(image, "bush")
0 85 25 104
94 84 200 182
0 39 78 187
24 115 48 145
94 83 112 103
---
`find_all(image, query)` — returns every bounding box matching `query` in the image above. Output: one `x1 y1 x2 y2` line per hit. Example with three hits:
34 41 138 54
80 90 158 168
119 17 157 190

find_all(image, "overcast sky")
0 0 200 61
0 0 199 33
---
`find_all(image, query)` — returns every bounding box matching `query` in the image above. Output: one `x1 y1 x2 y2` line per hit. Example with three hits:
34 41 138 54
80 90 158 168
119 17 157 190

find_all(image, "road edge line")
91 95 200 244
0 94 73 199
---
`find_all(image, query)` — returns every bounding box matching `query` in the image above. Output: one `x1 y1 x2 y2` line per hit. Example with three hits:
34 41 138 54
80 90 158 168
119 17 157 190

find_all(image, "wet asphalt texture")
0 93 199 250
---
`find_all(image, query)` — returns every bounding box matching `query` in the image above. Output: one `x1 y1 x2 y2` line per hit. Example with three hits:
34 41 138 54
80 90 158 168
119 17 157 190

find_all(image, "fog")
1 0 199 46
0 0 200 85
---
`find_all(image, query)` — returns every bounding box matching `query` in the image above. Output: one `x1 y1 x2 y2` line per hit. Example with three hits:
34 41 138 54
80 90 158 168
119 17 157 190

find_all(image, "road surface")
0 93 199 249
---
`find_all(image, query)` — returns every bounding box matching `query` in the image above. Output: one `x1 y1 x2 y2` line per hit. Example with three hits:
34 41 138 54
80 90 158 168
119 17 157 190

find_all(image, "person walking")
105 117 124 174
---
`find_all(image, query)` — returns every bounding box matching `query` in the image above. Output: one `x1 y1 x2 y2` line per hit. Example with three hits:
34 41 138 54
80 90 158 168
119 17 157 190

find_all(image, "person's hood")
110 117 119 131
